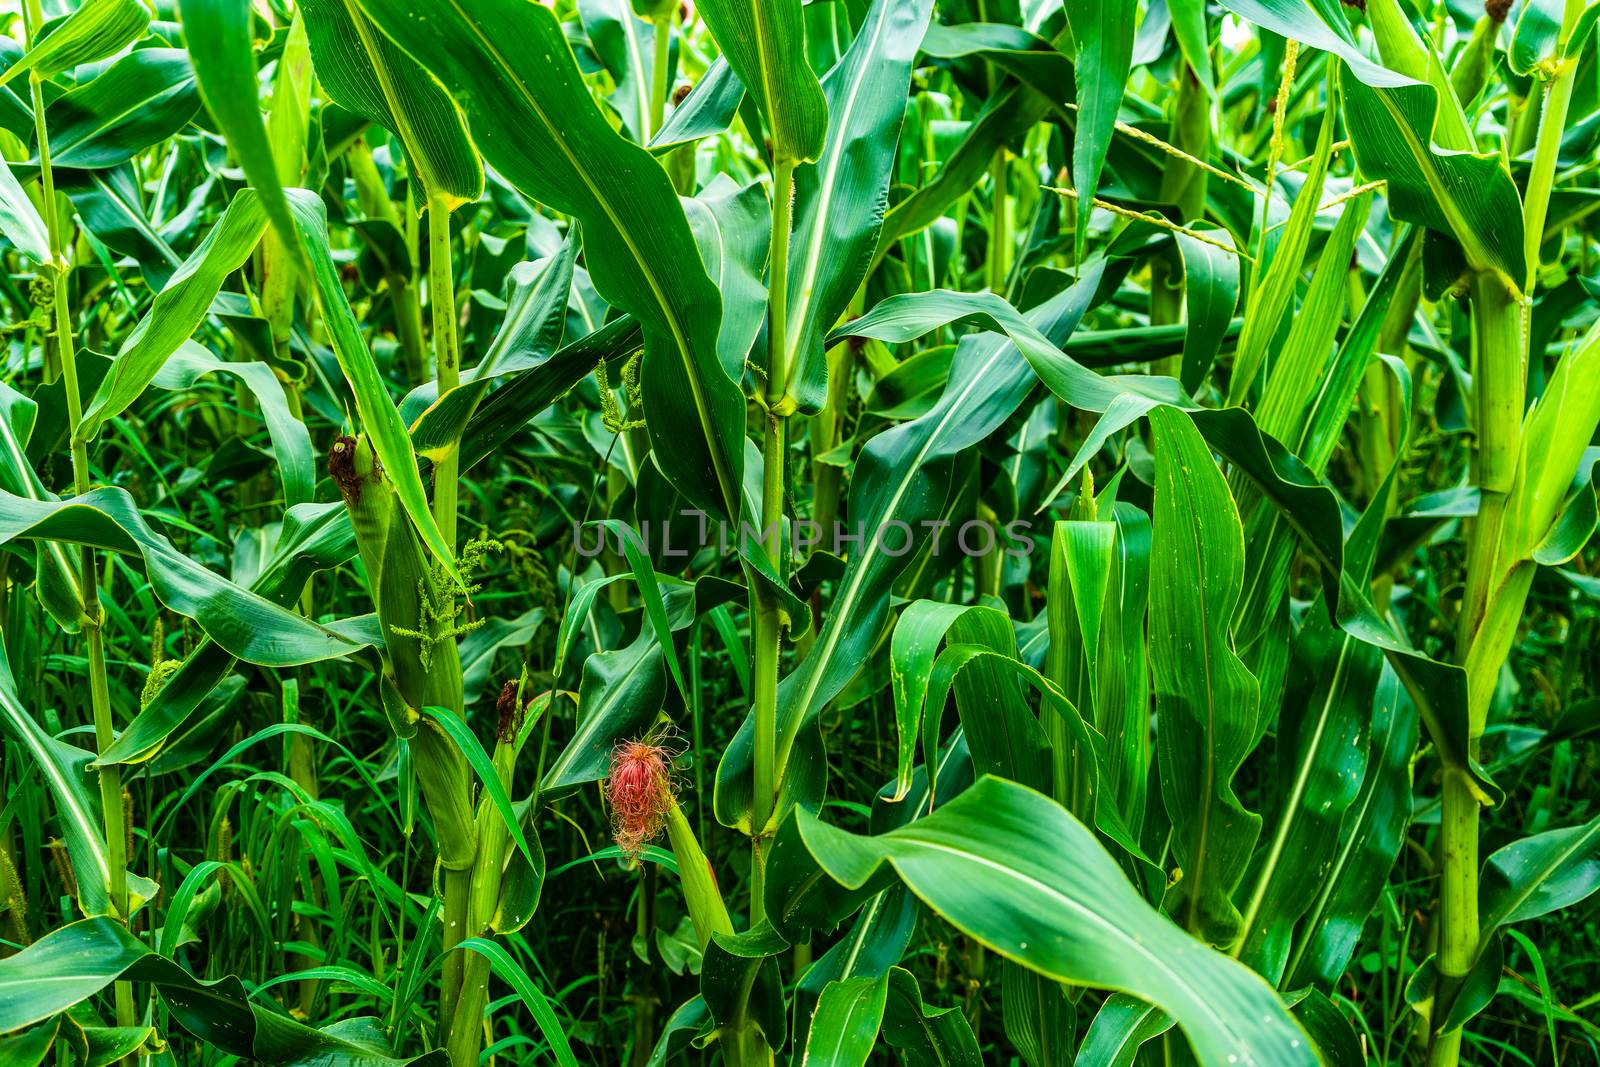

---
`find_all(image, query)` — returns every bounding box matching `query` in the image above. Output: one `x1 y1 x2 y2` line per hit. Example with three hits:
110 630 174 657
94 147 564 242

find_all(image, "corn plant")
0 0 1598 1064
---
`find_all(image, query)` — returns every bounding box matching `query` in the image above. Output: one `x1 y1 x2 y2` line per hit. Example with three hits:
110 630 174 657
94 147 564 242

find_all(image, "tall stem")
428 196 461 551
424 193 474 1058
446 729 519 1067
750 159 797 925
1429 271 1523 1067
27 0 134 1035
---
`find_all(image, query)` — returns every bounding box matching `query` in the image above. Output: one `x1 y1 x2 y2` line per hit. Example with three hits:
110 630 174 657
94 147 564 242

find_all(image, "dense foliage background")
0 0 1598 1064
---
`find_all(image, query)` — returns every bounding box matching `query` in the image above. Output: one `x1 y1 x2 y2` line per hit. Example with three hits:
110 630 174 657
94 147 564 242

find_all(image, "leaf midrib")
785 2 894 359
896 834 1276 1066
443 0 739 517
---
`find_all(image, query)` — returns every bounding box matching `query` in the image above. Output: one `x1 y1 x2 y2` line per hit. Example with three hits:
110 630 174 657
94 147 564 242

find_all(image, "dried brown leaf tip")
495 678 534 743
328 436 364 505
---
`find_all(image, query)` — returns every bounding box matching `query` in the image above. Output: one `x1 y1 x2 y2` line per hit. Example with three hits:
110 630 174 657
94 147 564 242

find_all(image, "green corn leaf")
79 190 269 443
152 341 315 507
799 775 1319 1067
802 975 889 1067
1000 958 1076 1067
694 0 827 165
1480 816 1600 936
917 22 1074 101
1077 993 1174 1067
579 0 662 144
452 315 642 476
541 629 665 795
780 0 934 413
1419 814 1600 1030
62 167 184 285
0 917 443 1065
0 639 123 917
0 381 83 630
0 486 379 667
1286 666 1418 988
1064 0 1137 261
683 174 770 376
1168 0 1216 94
419 706 536 868
874 78 1050 258
28 48 200 173
176 0 300 254
881 966 981 1065
1505 323 1600 563
0 0 148 89
1174 228 1240 394
715 264 1109 833
407 240 575 463
96 502 358 766
1510 0 1561 73
357 0 745 527
1219 0 1526 289
1148 406 1263 945
454 938 581 1067
1233 615 1383 984
888 600 974 800
833 289 1490 804
0 154 49 263
594 518 689 703
1363 0 1473 150
647 56 744 154
1229 100 1335 404
300 0 483 207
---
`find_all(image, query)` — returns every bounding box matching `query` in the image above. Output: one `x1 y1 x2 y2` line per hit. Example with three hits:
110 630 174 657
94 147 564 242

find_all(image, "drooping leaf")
1174 229 1239 394
79 191 267 441
151 341 315 507
0 154 49 263
358 0 746 528
0 487 379 667
177 0 300 253
799 776 1319 1067
0 0 148 89
97 503 359 766
30 48 200 173
648 56 744 154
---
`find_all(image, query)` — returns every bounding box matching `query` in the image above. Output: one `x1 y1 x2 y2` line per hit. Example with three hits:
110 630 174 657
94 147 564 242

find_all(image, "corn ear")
664 799 734 948
330 434 475 866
